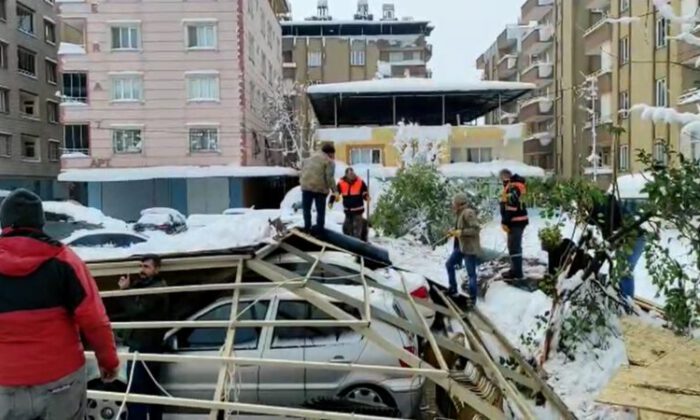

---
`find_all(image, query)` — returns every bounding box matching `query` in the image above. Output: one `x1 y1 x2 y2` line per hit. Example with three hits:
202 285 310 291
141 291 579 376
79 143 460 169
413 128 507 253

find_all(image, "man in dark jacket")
332 167 370 241
499 169 529 280
0 189 119 420
115 255 169 420
300 144 338 234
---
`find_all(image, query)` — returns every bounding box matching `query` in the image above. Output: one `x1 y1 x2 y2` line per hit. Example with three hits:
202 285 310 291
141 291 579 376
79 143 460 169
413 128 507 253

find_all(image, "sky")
289 0 524 82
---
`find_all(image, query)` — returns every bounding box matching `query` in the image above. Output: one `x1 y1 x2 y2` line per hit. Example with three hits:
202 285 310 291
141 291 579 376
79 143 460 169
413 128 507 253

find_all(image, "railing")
584 15 609 37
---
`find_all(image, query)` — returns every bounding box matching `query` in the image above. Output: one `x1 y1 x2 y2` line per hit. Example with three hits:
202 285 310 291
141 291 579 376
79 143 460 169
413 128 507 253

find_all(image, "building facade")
0 0 62 197
57 0 293 219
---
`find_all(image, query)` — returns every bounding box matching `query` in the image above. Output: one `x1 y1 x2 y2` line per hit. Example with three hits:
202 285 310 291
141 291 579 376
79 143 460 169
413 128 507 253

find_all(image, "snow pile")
316 127 373 143
61 152 89 159
307 78 536 94
42 201 128 230
58 42 86 55
74 213 275 262
59 165 298 182
610 173 651 199
440 160 546 179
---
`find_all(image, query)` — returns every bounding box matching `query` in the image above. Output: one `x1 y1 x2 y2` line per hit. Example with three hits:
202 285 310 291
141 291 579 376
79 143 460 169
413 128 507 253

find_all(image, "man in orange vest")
499 169 529 280
331 168 370 241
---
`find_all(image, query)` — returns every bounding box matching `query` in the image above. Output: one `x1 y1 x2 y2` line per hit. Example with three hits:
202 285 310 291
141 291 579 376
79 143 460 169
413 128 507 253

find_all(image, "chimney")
316 0 331 20
381 3 397 21
354 0 373 21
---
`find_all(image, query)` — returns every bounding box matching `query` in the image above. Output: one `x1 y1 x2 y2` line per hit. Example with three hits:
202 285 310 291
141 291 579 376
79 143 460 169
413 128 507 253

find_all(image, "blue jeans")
302 190 327 232
620 236 645 299
446 248 478 300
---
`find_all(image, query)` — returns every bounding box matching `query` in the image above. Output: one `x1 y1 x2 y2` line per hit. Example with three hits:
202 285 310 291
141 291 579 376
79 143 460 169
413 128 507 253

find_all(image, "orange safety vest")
338 177 367 213
339 177 365 197
501 180 529 223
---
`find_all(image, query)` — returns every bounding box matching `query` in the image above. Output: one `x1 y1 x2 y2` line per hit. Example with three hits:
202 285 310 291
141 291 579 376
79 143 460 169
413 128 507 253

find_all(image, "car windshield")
138 213 171 225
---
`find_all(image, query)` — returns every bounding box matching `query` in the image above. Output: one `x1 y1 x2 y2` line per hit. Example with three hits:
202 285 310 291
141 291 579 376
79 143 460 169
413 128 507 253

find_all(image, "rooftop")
281 19 433 37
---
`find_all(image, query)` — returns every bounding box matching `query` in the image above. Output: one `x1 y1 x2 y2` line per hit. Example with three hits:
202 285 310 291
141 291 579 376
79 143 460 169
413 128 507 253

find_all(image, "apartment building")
0 0 62 198
57 0 293 219
281 1 433 140
477 0 556 171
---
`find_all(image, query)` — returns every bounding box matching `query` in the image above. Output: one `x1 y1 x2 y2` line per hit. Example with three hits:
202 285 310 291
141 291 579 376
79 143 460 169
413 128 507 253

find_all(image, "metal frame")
85 230 576 420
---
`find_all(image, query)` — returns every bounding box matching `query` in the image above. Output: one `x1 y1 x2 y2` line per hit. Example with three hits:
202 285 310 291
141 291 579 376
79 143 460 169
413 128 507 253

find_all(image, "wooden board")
620 318 693 367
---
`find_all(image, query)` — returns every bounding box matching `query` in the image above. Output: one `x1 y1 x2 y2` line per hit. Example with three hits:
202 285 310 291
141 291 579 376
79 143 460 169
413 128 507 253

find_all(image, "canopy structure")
307 78 535 127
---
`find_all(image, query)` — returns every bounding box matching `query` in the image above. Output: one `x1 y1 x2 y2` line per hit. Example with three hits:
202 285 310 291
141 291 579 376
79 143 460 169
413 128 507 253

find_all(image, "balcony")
678 28 700 65
496 27 518 53
586 0 611 9
519 96 554 122
522 25 553 55
521 0 554 24
584 16 611 55
520 62 553 85
679 87 700 106
497 54 519 78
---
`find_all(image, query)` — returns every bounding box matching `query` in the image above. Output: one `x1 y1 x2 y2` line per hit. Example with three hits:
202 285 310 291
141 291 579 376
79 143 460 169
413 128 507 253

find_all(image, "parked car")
270 251 436 327
86 286 423 419
39 201 128 240
134 208 187 234
63 230 148 248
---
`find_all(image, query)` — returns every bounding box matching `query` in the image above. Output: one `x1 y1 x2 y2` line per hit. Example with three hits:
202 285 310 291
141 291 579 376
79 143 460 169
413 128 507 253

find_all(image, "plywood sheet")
620 318 693 367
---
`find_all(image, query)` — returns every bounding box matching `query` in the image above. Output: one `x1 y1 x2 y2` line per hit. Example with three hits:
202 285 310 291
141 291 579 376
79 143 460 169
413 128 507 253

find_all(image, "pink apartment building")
57 0 294 219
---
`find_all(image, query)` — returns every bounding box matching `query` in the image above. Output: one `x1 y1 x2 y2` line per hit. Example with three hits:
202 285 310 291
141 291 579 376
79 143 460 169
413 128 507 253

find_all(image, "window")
655 17 668 48
350 50 365 66
271 301 361 349
189 127 219 152
186 23 217 49
64 124 89 153
0 88 8 114
619 90 629 119
0 42 7 69
653 141 668 166
619 0 629 12
619 37 629 65
186 74 219 101
44 19 56 44
47 101 58 123
655 78 668 107
111 25 140 50
389 51 404 62
19 90 38 118
17 47 36 77
45 60 57 85
0 133 10 157
467 147 493 163
112 128 142 153
307 51 322 67
619 144 629 171
111 75 143 101
349 148 382 165
16 3 34 35
0 0 6 21
48 140 59 161
62 73 88 103
175 301 269 351
21 134 38 160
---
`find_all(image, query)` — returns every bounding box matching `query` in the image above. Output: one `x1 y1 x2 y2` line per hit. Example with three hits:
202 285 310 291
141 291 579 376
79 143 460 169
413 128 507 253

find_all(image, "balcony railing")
521 0 554 24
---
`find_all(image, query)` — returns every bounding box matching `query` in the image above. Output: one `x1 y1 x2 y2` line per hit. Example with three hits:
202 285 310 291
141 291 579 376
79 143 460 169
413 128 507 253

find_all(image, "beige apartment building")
479 0 700 179
281 1 433 139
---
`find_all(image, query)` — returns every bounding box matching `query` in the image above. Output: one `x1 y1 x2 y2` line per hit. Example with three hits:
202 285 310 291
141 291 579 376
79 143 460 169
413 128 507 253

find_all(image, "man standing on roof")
332 167 370 241
499 169 529 281
0 189 119 419
114 255 169 420
300 143 338 234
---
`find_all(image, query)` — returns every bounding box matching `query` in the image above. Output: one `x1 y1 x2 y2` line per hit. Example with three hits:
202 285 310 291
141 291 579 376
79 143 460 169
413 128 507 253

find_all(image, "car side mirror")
168 335 179 351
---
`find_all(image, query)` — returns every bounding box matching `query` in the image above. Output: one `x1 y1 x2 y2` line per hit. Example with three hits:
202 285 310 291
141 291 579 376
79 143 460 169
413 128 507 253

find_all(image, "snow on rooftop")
440 160 546 179
58 42 87 55
307 78 536 95
58 165 298 182
610 172 651 199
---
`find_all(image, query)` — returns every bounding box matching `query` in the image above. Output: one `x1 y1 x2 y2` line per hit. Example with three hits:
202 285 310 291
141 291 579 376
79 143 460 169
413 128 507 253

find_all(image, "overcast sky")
289 0 524 82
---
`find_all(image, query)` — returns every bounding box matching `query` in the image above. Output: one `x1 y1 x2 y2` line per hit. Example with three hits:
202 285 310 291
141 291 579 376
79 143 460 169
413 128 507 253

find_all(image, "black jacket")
500 174 529 228
113 276 169 351
333 177 369 215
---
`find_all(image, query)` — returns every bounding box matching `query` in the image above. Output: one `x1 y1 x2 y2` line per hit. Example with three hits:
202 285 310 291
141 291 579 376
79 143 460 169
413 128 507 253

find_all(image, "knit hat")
452 193 469 206
0 189 45 229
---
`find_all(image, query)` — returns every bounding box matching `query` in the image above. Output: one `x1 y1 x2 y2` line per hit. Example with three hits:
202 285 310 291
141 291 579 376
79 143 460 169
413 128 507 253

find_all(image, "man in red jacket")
0 189 119 420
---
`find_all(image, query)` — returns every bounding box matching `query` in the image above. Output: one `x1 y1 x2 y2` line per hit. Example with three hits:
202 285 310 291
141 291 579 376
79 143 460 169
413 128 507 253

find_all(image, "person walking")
618 198 646 300
114 255 169 420
445 193 482 302
300 144 338 234
0 189 119 420
499 169 529 280
332 167 370 241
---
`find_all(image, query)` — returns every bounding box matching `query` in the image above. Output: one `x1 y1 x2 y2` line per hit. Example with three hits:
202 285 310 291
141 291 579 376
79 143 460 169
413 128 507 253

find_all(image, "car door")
257 300 307 407
158 300 270 403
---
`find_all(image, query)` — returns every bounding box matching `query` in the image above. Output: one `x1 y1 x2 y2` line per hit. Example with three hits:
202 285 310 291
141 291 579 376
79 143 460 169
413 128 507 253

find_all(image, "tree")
261 81 315 169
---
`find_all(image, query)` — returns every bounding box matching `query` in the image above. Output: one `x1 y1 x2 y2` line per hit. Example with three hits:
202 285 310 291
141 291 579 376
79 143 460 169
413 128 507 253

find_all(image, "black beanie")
0 189 45 229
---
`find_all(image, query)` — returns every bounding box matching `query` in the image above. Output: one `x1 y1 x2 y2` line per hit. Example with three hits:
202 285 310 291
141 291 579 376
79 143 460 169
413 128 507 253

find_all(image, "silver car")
88 286 424 418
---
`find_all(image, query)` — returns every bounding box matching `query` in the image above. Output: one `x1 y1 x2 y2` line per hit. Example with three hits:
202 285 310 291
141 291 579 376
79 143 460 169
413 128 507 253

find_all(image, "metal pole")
441 94 446 125
591 77 598 182
333 96 338 127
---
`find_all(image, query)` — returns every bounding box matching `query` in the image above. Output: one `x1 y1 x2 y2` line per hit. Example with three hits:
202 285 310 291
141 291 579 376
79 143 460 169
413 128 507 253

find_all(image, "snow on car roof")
140 207 186 219
307 78 536 95
42 201 129 230
63 229 147 244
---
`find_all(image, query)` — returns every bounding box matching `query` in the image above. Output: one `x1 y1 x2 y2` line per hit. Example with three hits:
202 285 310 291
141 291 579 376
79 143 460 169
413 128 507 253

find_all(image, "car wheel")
341 385 395 408
86 381 128 420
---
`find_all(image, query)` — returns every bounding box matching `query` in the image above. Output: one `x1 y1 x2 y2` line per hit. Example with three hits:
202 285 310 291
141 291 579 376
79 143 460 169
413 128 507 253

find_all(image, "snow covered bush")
393 121 448 167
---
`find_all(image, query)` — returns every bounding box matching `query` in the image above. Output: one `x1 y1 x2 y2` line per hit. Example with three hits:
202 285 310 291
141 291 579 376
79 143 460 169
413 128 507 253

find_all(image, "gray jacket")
300 151 337 194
